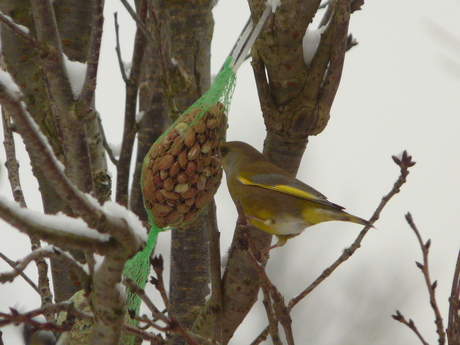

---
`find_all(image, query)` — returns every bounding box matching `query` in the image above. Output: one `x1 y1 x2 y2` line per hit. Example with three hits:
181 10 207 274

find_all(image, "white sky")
1 0 459 344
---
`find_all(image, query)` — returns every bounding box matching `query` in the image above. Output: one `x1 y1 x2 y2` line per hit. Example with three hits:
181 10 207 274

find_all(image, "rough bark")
201 0 355 343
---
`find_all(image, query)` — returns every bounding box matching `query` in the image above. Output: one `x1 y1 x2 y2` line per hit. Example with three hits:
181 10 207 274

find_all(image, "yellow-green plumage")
219 141 373 251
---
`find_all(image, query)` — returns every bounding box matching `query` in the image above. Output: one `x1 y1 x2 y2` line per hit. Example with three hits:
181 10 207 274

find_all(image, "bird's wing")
237 162 345 210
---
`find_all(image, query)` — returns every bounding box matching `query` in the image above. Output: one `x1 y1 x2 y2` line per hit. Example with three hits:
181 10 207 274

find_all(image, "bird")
219 141 373 251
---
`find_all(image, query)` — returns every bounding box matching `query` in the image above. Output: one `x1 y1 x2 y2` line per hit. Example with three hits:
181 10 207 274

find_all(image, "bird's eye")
219 145 229 157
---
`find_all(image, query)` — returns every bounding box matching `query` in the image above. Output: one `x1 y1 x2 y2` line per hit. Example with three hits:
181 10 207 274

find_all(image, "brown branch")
0 247 89 288
150 255 169 309
0 252 39 293
0 301 90 329
123 278 214 345
114 12 130 84
0 86 143 253
116 0 147 206
289 151 415 308
447 249 460 345
1 85 27 208
75 0 104 116
119 0 179 119
246 239 293 345
123 278 169 325
207 208 223 344
246 247 282 345
147 6 180 120
98 114 119 166
2 108 54 318
392 310 430 345
250 327 270 345
0 11 41 50
31 0 95 194
405 213 446 345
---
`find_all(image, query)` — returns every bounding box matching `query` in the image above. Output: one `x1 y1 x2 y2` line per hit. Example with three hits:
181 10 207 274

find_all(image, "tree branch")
76 0 104 116
116 0 147 206
447 249 460 344
0 85 144 252
30 0 95 194
391 310 430 345
0 247 88 288
405 212 446 345
0 252 39 293
0 11 41 50
0 198 118 255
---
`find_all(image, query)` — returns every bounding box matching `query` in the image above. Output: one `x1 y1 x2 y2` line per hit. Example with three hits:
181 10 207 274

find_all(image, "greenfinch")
219 141 373 251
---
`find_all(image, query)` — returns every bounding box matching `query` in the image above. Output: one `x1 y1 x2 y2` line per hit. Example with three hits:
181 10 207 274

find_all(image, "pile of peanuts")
141 103 227 228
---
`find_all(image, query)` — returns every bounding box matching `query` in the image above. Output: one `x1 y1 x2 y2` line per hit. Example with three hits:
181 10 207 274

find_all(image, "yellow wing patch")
238 175 320 201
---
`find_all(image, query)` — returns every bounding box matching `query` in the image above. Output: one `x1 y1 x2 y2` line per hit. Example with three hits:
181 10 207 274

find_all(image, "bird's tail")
346 213 375 228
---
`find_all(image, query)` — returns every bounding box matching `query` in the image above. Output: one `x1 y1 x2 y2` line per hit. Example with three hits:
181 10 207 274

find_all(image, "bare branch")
392 310 430 345
119 0 179 119
0 301 91 329
123 278 214 345
0 85 143 252
2 106 54 318
150 255 169 308
246 239 293 345
123 278 169 325
447 249 460 344
116 0 147 206
76 0 104 116
30 0 96 194
114 12 129 84
405 213 446 345
246 246 282 345
0 252 39 293
289 151 415 308
0 247 89 287
98 114 119 166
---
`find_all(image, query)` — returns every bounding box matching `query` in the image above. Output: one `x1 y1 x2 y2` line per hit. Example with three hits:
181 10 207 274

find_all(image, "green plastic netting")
123 5 272 340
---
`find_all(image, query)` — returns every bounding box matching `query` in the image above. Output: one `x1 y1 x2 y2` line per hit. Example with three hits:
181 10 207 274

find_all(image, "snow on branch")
0 72 145 255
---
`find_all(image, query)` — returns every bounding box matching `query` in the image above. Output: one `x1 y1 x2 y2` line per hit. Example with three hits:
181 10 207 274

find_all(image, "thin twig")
290 151 415 308
114 12 130 84
151 255 169 308
246 240 293 345
0 252 39 293
76 0 104 116
116 0 147 206
147 6 180 120
119 0 179 119
392 310 430 345
207 202 223 344
1 109 27 207
123 278 213 345
2 107 54 319
405 213 446 345
0 301 91 329
123 277 169 324
447 249 460 344
0 247 88 287
97 114 119 165
246 246 282 345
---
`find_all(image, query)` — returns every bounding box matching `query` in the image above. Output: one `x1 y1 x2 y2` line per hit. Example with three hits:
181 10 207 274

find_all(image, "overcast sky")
1 0 459 344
